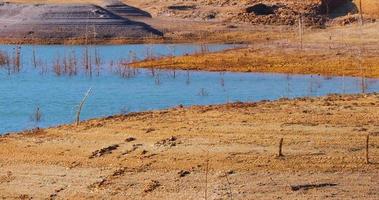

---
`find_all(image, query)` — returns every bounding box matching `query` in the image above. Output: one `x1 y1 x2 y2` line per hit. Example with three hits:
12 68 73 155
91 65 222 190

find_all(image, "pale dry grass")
304 22 379 45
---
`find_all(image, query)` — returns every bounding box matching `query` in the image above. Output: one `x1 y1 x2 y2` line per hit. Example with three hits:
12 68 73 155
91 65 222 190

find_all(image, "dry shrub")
0 51 7 66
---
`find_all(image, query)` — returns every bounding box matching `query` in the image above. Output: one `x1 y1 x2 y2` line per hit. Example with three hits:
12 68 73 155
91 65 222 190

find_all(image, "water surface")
0 44 377 133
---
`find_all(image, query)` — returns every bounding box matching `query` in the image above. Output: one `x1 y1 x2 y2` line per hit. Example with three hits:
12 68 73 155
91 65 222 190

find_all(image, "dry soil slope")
0 1 162 40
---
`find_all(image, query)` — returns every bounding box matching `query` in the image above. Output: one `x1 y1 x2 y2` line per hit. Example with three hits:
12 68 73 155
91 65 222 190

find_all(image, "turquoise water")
0 44 377 133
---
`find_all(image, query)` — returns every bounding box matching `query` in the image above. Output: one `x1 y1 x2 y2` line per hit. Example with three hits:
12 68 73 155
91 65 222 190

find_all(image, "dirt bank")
0 93 378 199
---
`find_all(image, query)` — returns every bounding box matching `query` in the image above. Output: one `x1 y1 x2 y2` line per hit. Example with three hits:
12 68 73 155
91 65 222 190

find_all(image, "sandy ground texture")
0 93 378 199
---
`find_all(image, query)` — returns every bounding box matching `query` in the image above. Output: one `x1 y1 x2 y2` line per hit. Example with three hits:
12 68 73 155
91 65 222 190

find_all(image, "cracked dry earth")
0 93 378 199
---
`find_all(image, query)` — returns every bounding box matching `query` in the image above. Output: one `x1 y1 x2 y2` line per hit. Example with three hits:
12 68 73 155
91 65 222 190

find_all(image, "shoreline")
2 92 373 136
0 93 378 198
0 28 295 45
129 22 379 78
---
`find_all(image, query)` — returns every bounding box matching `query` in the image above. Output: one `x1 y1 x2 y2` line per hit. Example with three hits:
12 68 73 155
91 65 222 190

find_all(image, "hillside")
0 0 377 43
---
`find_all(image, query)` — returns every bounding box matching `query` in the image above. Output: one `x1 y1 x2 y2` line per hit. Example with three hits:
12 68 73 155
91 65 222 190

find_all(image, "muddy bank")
0 93 378 198
130 44 379 78
130 22 379 78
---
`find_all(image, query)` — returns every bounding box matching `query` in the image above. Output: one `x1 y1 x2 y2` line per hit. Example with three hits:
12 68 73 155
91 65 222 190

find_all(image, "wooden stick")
205 157 209 200
76 88 92 126
366 134 370 164
278 138 284 157
359 0 364 26
298 15 303 50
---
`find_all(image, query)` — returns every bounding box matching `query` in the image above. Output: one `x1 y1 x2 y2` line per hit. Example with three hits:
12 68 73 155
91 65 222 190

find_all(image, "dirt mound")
245 3 277 15
233 2 327 27
230 0 377 26
0 2 162 40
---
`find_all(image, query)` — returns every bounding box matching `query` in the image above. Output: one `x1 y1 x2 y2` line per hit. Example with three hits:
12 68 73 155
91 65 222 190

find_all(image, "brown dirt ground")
1 0 377 44
0 93 378 199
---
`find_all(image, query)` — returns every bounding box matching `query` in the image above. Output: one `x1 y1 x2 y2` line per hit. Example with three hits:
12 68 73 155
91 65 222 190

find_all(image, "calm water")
0 44 378 133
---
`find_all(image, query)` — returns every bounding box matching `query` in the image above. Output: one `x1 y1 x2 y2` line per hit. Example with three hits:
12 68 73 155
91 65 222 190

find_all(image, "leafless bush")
120 106 131 115
145 45 154 61
155 72 161 85
115 59 138 79
31 105 42 127
220 72 225 87
83 47 92 77
186 70 191 85
8 46 22 74
199 43 209 54
198 88 209 97
53 56 62 76
94 48 102 76
0 50 9 67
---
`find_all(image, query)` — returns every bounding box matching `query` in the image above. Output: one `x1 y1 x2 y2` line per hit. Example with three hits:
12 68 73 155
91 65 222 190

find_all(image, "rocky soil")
126 0 377 27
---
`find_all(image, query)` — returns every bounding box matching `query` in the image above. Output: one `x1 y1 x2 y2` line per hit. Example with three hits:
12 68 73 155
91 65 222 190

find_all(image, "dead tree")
76 88 92 126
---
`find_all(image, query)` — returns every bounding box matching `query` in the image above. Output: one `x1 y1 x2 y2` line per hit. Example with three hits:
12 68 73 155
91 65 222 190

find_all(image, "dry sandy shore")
0 93 378 199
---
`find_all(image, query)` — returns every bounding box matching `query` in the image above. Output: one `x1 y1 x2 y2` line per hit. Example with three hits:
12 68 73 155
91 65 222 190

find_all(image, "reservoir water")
0 44 377 133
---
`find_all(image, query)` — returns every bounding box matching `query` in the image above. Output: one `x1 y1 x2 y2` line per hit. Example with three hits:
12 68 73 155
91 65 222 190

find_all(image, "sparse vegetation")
0 51 8 66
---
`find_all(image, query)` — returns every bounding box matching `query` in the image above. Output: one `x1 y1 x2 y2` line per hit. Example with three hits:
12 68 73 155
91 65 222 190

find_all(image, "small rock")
125 137 136 142
178 170 190 177
144 180 160 193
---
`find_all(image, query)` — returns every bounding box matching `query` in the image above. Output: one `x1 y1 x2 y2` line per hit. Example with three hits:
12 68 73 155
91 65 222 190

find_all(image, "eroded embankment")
0 93 378 199
0 1 162 41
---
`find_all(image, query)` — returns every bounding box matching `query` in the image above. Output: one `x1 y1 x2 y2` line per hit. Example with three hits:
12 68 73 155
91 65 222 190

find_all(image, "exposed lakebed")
0 44 378 133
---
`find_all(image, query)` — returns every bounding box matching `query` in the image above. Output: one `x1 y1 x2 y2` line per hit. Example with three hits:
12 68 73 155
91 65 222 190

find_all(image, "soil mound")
245 3 277 15
234 2 327 27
